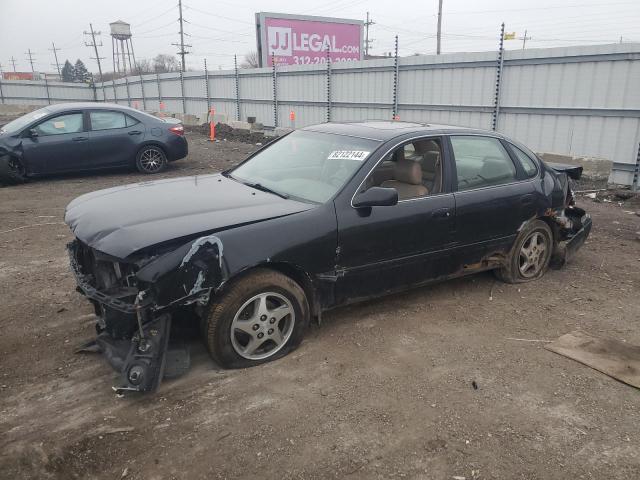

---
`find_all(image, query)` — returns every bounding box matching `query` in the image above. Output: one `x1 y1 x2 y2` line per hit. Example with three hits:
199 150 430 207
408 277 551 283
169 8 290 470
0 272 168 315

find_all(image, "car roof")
302 120 502 141
42 102 140 114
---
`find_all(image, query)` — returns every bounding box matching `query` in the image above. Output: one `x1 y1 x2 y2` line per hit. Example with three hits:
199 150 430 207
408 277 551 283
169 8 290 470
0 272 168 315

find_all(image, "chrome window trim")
350 132 533 208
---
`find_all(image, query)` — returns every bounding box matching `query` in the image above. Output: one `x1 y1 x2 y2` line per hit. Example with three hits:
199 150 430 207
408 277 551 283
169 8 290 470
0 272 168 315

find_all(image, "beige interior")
381 158 429 200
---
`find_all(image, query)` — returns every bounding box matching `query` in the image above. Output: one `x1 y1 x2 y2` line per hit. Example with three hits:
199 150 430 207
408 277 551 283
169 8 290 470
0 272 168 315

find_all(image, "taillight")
169 125 184 136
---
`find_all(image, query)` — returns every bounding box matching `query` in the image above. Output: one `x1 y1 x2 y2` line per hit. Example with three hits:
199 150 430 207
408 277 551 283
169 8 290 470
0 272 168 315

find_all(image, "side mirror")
352 187 398 208
28 128 38 138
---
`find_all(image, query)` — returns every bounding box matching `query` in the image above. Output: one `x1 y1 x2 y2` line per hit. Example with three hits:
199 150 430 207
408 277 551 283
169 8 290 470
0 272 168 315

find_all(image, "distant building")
2 72 41 80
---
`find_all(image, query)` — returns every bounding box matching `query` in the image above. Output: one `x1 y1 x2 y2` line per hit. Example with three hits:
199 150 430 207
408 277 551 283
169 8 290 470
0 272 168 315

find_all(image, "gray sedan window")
90 111 127 131
34 113 83 136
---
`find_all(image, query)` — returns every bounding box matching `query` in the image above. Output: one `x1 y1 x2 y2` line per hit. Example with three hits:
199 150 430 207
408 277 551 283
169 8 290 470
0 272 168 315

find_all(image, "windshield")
230 130 381 203
0 107 52 134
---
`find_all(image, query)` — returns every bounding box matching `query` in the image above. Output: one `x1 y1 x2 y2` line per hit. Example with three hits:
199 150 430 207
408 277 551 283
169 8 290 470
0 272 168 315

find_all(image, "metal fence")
0 79 96 105
1 43 639 186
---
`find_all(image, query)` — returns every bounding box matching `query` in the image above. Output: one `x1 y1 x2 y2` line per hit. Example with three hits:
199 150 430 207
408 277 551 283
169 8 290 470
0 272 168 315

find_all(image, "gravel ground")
1 131 639 480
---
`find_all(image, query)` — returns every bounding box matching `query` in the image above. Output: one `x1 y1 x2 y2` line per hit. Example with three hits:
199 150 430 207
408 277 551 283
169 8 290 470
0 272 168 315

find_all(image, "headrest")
394 159 423 185
414 140 440 154
393 148 405 162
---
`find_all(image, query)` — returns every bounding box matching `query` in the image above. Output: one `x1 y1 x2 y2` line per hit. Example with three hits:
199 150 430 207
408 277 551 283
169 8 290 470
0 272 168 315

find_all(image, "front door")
21 111 88 174
334 136 457 303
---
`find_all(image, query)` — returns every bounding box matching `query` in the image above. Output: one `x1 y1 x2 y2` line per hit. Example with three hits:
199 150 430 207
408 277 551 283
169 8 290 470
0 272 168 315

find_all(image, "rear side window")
90 111 126 130
34 113 83 136
510 144 539 178
450 136 517 191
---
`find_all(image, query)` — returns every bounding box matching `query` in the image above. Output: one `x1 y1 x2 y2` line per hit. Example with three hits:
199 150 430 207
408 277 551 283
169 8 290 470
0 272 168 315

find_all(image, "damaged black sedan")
65 121 591 393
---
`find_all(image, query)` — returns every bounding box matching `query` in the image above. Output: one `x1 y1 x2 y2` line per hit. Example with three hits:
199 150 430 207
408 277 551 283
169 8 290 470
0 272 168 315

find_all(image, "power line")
10 56 17 72
25 49 36 72
437 0 443 54
49 42 62 75
171 0 191 71
84 23 105 81
132 3 176 28
365 12 374 57
184 5 254 25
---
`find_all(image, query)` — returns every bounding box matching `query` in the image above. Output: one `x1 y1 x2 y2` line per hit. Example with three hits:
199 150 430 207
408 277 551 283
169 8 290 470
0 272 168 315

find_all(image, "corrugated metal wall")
2 43 639 184
0 79 95 105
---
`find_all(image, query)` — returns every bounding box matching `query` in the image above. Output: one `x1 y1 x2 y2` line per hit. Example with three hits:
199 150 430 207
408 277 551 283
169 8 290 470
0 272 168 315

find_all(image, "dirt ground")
1 132 639 480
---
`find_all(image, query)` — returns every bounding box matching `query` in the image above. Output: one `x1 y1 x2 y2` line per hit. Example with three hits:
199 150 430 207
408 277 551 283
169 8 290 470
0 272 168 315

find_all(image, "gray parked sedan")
0 102 188 183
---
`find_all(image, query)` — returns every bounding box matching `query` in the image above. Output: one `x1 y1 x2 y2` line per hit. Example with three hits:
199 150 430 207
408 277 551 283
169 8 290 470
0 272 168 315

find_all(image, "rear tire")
204 269 309 369
135 145 167 174
495 219 553 284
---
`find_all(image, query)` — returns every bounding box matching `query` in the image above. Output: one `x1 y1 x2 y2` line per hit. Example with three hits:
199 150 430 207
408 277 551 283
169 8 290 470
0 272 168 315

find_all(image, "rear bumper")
565 214 592 261
165 135 188 161
552 213 592 267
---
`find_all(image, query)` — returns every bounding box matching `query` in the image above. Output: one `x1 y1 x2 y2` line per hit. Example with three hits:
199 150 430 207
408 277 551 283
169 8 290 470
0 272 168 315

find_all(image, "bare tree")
152 54 180 73
240 51 260 69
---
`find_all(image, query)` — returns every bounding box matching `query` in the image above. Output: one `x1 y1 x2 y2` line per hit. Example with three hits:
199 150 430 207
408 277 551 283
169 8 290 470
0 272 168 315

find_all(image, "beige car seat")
414 140 442 193
381 158 429 200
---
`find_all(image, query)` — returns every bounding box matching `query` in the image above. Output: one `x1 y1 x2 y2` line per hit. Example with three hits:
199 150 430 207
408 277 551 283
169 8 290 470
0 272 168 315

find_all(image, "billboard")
2 72 37 80
256 12 363 67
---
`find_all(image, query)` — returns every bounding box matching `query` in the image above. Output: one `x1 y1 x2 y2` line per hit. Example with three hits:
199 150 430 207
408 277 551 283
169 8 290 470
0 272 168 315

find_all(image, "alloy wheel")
230 292 295 360
518 231 548 278
139 148 165 173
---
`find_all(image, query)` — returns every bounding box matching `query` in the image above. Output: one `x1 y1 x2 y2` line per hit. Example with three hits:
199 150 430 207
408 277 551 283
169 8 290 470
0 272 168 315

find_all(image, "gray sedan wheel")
136 146 167 174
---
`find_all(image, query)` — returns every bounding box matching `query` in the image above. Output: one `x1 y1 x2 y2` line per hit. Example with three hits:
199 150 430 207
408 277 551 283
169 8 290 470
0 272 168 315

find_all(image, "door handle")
128 130 142 135
432 208 452 219
72 136 88 142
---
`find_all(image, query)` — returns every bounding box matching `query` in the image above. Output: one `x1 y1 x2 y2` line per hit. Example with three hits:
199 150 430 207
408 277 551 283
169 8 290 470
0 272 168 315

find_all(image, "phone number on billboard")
292 56 357 64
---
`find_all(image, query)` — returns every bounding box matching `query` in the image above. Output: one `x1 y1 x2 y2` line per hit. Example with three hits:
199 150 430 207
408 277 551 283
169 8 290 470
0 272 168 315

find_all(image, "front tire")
204 269 310 369
135 145 167 174
495 219 553 284
1 157 28 184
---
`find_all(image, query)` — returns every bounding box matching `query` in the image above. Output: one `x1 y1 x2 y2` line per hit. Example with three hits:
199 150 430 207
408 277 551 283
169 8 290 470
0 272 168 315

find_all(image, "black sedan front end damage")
67 237 225 393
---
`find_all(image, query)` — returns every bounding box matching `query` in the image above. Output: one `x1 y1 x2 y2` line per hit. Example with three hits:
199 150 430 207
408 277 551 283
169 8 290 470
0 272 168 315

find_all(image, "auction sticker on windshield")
328 150 370 161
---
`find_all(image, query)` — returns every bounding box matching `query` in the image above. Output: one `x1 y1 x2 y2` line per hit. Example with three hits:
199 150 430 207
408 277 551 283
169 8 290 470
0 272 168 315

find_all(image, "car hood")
65 174 315 258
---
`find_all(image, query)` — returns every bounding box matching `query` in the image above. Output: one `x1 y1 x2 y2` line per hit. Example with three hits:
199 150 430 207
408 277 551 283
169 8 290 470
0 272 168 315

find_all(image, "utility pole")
172 0 191 71
521 29 531 49
49 42 62 75
364 12 375 57
25 49 36 72
84 23 105 81
436 0 443 54
10 56 17 72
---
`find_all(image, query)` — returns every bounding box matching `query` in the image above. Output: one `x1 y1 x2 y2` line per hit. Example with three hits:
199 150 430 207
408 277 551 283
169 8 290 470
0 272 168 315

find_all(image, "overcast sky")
1 0 638 73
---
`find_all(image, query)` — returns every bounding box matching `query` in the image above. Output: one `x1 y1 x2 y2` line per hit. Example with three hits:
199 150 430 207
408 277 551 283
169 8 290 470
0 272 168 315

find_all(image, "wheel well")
136 143 167 159
222 263 319 320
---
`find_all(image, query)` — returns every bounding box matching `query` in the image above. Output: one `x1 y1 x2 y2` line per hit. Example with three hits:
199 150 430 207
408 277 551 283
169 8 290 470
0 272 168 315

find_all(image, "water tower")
110 20 137 74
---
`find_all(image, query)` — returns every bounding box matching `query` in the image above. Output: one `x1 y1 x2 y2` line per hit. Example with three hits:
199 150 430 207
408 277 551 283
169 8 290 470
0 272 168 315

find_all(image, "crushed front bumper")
68 241 187 393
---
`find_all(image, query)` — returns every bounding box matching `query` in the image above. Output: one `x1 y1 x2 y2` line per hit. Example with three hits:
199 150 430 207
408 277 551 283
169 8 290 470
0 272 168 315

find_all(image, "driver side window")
34 113 84 136
365 137 443 200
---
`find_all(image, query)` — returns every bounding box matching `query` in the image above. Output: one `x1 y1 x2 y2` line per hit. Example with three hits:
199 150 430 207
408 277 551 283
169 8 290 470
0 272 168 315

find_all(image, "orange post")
289 110 295 129
159 101 166 117
209 107 216 141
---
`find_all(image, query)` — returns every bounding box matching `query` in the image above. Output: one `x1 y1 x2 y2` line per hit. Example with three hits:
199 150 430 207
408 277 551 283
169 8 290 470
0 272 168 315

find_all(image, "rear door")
88 110 145 168
448 135 537 264
20 111 88 173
